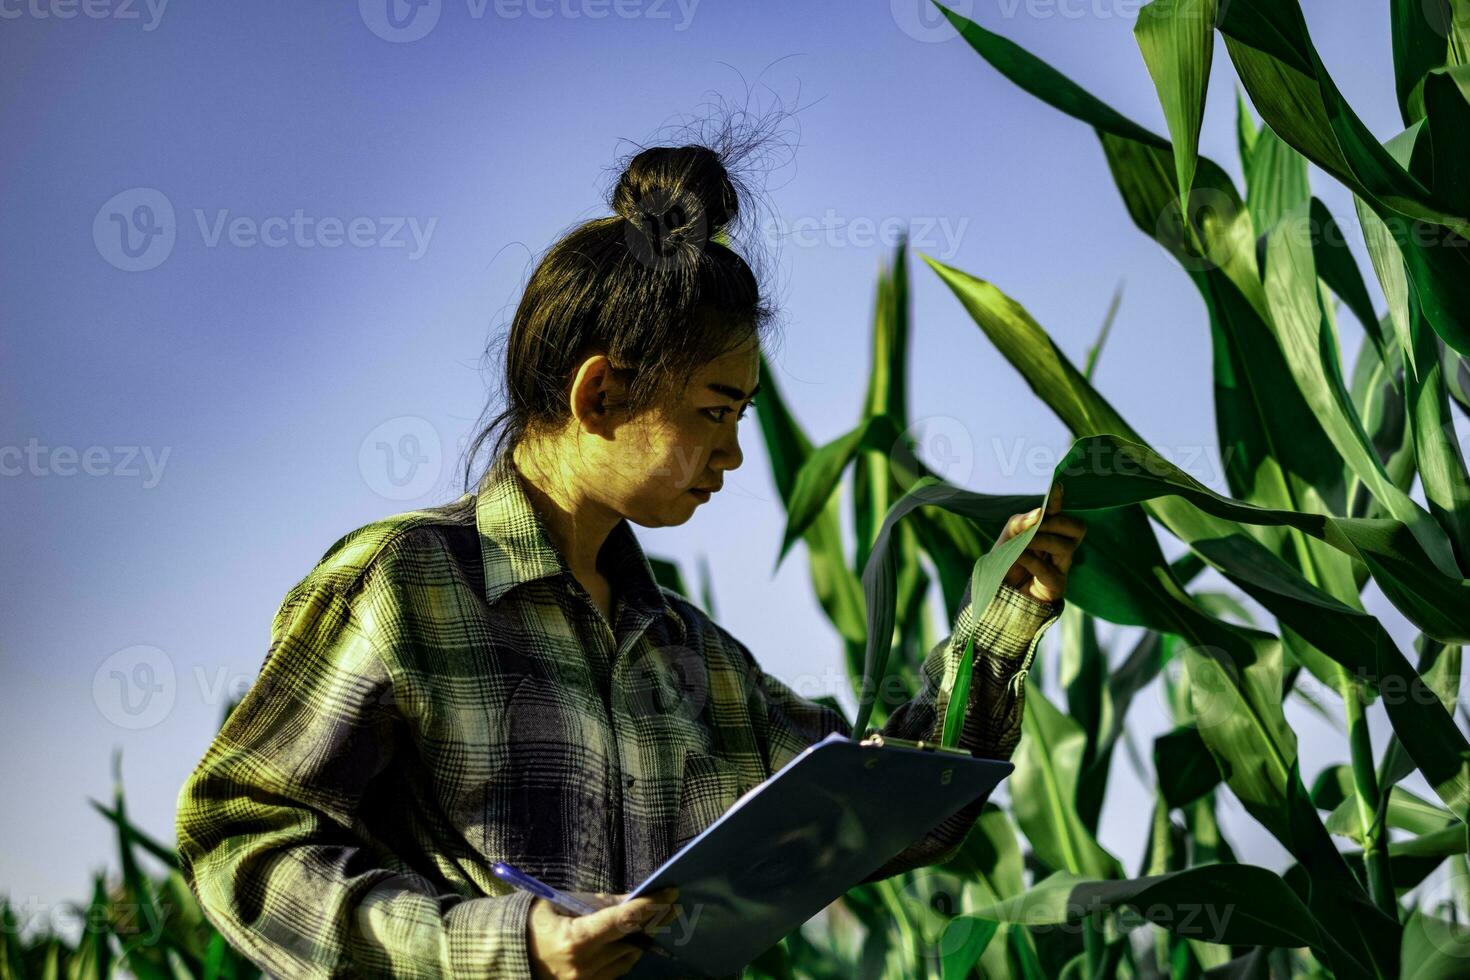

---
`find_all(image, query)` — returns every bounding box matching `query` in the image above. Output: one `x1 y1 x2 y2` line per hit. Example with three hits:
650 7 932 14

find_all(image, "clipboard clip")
858 730 974 758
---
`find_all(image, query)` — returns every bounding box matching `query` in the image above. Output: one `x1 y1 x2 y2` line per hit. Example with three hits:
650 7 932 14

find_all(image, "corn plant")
1 741 262 980
731 2 1470 977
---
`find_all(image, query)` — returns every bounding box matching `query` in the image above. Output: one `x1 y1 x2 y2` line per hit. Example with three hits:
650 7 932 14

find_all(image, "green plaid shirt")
176 455 1062 979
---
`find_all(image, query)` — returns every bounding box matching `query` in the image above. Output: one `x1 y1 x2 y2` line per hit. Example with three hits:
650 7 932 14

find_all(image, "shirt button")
624 774 636 788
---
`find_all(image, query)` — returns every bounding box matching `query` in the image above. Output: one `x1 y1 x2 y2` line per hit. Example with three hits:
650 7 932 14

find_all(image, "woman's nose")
712 429 743 472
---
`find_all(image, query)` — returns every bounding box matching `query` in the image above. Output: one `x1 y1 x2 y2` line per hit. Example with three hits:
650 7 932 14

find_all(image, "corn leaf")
753 352 867 648
1217 0 1470 356
1134 0 1216 213
1406 286 1470 572
1263 202 1459 575
1011 679 1124 880
1392 0 1460 124
971 866 1323 952
1155 726 1222 809
1242 122 1308 236
1400 907 1470 979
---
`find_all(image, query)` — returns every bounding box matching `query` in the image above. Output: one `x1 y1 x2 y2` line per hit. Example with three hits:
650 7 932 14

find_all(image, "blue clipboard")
619 730 1014 978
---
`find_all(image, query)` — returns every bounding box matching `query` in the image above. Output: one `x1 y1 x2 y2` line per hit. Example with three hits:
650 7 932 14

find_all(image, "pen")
490 862 604 916
490 862 676 959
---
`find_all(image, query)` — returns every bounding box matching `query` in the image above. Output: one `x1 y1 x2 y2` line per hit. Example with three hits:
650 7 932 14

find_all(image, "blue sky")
2 0 1454 944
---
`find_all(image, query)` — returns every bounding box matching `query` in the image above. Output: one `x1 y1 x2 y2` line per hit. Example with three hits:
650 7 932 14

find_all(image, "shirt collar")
473 453 687 644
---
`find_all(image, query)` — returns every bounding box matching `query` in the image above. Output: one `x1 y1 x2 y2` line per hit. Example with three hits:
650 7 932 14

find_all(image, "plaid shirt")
176 455 1062 979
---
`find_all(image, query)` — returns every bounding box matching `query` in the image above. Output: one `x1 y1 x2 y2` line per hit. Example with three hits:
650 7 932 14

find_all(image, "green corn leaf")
1006 923 1048 980
777 412 904 568
924 249 1464 647
1134 0 1216 214
1306 197 1386 361
1441 336 1470 418
1242 122 1309 236
931 4 1365 678
1082 280 1124 382
1324 786 1457 844
1346 325 1413 524
1400 907 1470 979
855 238 911 574
1051 432 1470 817
1155 726 1223 809
1235 85 1258 165
971 866 1323 952
1060 607 1111 832
924 259 1470 826
752 352 867 648
1218 0 1468 231
1077 630 1173 825
1421 66 1470 216
939 916 999 980
852 242 932 676
939 633 975 748
1263 202 1458 574
1406 288 1470 573
1185 791 1237 867
1392 0 1459 124
939 803 1026 905
1011 679 1125 880
1379 635 1462 792
1217 0 1470 356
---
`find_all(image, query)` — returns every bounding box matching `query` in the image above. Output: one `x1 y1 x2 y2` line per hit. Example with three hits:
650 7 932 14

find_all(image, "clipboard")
619 730 1014 978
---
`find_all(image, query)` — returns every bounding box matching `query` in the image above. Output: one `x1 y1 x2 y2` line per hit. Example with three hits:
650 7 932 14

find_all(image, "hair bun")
612 145 737 261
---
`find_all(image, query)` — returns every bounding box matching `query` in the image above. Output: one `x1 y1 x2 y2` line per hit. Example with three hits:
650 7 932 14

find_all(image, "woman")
176 135 1085 980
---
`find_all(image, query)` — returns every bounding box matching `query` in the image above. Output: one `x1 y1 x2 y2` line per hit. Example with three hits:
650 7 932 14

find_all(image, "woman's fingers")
1015 552 1065 599
998 507 1042 544
573 892 673 947
1037 513 1087 541
1022 532 1077 572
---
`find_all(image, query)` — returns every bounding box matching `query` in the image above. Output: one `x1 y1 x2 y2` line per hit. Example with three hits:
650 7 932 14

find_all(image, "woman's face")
601 336 761 528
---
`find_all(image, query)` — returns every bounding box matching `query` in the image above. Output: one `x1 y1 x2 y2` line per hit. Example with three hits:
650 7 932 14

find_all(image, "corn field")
6 0 1470 977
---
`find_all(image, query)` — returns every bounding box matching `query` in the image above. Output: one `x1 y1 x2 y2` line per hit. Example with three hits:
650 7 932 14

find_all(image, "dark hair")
459 109 791 494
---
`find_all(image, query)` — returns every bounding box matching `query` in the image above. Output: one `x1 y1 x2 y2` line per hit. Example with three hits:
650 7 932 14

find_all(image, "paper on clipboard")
618 731 1014 979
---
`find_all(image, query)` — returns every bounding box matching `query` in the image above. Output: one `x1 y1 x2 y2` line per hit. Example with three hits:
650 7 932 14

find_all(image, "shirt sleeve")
724 580 1063 883
174 581 537 980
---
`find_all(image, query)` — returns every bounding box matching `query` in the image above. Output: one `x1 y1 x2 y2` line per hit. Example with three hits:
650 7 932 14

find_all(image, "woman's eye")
703 405 752 423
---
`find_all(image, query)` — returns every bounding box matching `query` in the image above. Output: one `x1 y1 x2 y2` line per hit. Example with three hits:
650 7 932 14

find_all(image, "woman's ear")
567 354 627 436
